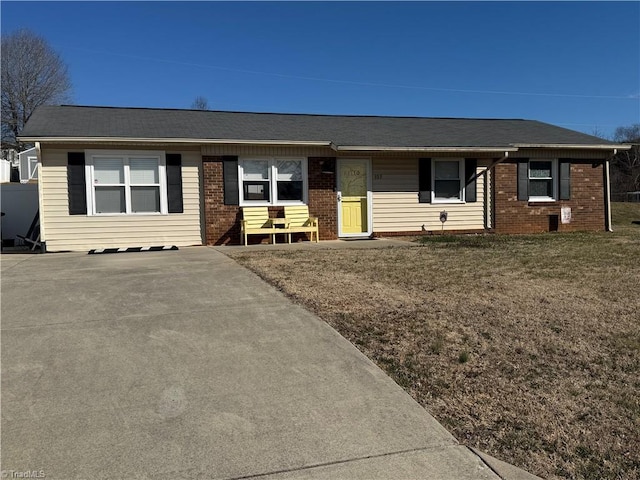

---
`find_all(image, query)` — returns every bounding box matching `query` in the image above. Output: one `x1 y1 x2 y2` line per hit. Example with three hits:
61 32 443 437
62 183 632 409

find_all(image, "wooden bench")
241 207 284 245
284 205 319 243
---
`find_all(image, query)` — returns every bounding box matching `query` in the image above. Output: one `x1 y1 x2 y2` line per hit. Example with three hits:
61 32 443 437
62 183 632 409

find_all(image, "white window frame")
432 158 465 204
238 157 308 206
85 150 168 216
528 158 557 202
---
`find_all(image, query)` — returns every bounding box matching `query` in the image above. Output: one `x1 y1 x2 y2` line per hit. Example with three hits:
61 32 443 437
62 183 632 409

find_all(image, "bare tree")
591 126 606 139
1 29 72 151
191 96 210 110
611 124 640 194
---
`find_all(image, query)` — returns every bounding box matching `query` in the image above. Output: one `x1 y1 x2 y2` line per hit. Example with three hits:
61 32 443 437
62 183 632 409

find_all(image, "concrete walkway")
1 247 539 479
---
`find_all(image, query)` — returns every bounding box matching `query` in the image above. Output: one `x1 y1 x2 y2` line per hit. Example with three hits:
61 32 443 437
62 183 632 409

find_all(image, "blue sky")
2 1 639 138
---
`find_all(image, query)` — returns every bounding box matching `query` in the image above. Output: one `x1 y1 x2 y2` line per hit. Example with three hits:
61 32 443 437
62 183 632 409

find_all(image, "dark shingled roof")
20 105 617 148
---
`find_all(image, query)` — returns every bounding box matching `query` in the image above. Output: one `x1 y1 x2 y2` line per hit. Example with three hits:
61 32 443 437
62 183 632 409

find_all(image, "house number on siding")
374 174 383 180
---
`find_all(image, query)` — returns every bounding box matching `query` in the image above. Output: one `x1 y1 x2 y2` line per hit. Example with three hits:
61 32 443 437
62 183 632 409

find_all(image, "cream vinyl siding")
202 145 335 157
372 158 488 232
40 148 203 251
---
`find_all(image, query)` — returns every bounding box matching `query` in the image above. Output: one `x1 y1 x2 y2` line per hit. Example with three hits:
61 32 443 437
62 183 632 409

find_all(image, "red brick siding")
308 157 338 240
493 161 605 234
203 156 338 245
203 157 239 245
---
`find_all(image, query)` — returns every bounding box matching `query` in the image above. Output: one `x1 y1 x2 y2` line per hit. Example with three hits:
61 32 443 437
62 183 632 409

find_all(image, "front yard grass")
226 203 640 480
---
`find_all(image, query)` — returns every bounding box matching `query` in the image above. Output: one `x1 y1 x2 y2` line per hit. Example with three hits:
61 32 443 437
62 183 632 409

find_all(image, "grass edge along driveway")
226 203 640 480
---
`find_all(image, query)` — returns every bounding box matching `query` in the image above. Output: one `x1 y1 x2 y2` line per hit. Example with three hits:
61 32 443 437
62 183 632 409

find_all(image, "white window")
528 159 557 202
432 159 464 203
86 150 167 215
239 157 307 205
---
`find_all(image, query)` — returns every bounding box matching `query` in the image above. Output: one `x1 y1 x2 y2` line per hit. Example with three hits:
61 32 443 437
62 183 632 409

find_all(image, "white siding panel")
372 157 487 232
40 148 203 252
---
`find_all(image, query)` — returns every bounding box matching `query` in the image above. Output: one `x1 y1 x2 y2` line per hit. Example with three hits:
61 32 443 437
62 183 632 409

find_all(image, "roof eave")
511 143 629 150
19 136 629 152
17 136 337 148
336 145 518 153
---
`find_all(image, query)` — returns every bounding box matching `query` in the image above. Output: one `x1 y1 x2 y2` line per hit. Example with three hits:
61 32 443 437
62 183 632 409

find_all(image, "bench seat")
284 205 319 243
241 207 281 245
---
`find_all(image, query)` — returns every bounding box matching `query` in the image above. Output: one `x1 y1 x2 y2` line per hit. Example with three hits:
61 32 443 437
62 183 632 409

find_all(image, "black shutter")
166 154 183 213
465 159 478 203
68 152 87 215
517 159 529 201
559 159 571 200
223 156 239 205
418 158 432 203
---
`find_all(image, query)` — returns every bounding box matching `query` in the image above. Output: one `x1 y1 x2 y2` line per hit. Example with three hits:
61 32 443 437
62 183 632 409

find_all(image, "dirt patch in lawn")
226 204 640 480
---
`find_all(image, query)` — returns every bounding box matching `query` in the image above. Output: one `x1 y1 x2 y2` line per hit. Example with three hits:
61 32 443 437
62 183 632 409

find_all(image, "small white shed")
18 147 38 183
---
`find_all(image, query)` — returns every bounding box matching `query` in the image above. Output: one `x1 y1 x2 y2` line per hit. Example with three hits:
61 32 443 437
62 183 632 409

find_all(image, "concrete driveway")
2 247 525 479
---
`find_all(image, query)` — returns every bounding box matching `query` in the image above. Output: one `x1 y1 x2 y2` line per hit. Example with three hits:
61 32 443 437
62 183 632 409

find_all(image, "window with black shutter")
418 158 431 203
68 152 87 215
166 154 183 213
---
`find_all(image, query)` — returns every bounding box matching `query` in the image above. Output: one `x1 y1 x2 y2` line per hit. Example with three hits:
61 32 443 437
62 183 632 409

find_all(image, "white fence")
0 159 11 183
1 183 39 245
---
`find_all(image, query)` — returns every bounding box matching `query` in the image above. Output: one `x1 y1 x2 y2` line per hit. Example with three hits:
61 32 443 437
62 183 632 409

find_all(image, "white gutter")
20 137 631 153
18 137 337 148
335 146 518 153
512 143 631 150
21 137 518 153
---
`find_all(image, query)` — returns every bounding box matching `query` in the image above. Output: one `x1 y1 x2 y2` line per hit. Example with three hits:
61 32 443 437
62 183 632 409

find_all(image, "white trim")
512 143 630 150
527 158 558 203
19 136 630 154
19 136 336 147
237 156 308 207
85 150 167 216
336 146 518 153
35 142 46 242
431 158 465 204
337 158 373 238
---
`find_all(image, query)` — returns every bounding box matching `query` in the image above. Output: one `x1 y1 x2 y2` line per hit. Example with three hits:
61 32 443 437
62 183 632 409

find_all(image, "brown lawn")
226 203 640 480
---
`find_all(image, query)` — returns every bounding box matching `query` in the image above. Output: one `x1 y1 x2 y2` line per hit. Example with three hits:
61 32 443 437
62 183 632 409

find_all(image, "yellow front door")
338 159 369 235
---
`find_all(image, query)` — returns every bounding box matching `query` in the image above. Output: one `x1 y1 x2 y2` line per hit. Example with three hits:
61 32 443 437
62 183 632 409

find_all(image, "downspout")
466 151 510 186
471 152 509 230
604 149 616 232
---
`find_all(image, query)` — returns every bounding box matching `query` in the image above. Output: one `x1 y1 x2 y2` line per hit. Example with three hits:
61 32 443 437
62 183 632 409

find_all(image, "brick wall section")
202 157 239 245
203 156 338 245
308 157 338 240
493 160 606 234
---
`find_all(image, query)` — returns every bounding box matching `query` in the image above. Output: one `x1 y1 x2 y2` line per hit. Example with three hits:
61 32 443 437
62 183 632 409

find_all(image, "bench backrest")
284 205 311 227
242 207 271 228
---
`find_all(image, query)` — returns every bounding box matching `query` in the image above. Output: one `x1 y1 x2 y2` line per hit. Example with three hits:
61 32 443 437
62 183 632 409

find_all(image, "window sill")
90 212 167 217
239 201 307 207
431 200 465 205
